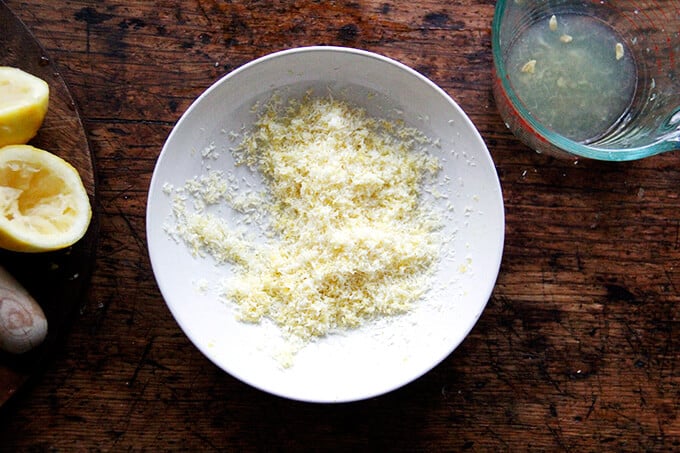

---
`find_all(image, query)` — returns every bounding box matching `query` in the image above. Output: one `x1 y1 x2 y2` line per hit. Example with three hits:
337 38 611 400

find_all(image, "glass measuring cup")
492 0 680 161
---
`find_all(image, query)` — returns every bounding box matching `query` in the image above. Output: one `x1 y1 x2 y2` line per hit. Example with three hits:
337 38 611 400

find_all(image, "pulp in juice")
506 13 637 143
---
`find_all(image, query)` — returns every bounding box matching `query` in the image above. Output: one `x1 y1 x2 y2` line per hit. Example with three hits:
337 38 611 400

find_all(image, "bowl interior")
147 47 504 403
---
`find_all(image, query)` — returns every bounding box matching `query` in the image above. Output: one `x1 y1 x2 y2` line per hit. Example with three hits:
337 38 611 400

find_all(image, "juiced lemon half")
0 67 49 147
0 144 91 252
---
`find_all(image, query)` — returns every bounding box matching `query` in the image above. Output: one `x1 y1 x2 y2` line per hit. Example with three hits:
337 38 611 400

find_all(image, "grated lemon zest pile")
167 94 444 347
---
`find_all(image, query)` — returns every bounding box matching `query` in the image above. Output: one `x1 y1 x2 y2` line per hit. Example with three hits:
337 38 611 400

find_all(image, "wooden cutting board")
0 1 98 407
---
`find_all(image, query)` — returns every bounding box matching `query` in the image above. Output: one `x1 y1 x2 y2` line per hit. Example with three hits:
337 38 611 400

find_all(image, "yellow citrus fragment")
521 59 537 74
615 42 624 60
0 67 49 147
0 144 91 252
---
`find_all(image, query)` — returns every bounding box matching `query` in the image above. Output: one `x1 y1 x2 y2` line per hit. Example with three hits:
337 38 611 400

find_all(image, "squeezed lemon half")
0 144 91 252
0 66 50 147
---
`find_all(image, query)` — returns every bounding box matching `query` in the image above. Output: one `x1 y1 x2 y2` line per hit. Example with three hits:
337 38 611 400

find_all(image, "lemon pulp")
0 144 91 252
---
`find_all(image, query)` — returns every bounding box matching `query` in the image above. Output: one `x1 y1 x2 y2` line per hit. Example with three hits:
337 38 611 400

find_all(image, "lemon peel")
0 66 49 147
0 144 91 252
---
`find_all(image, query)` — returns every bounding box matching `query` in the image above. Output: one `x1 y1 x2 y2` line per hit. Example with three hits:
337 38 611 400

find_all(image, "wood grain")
0 0 679 450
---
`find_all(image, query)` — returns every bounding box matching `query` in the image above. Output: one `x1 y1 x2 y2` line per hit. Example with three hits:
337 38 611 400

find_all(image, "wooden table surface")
1 0 679 450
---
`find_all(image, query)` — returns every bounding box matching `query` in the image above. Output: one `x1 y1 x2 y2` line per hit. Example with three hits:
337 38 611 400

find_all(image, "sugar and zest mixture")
167 94 443 346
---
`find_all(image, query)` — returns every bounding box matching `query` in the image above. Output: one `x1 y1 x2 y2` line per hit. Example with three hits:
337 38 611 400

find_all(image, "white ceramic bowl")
147 46 504 403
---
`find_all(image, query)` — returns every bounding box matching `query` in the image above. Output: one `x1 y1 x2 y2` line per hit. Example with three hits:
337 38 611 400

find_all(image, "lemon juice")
506 14 637 143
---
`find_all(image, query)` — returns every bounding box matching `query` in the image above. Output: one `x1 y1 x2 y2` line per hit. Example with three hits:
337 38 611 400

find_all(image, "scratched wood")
1 0 679 451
